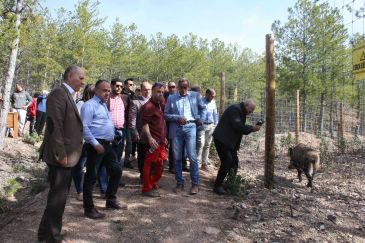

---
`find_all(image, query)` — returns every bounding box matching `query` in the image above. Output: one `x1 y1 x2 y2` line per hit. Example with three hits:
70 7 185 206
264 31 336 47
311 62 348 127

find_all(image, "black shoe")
106 201 128 210
168 167 174 174
142 189 161 197
85 208 105 219
124 162 134 169
213 185 227 195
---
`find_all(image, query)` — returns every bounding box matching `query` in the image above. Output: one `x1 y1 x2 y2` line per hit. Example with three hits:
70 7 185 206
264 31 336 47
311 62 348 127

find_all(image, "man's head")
15 83 23 92
244 99 256 114
111 78 123 95
190 85 201 93
63 65 85 92
178 78 189 96
94 80 111 103
124 78 134 92
205 88 216 102
167 81 176 94
140 81 152 98
151 82 165 103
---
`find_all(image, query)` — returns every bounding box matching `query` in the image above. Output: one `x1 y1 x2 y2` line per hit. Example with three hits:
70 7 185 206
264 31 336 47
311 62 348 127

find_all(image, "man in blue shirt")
81 79 125 219
164 78 206 195
197 88 218 171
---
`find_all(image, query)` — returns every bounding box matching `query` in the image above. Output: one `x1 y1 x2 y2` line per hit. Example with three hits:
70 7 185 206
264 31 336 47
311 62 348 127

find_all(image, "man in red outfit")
140 82 166 197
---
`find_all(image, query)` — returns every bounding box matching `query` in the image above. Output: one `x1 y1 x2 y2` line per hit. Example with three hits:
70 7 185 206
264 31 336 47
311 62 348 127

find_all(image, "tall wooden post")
295 90 300 144
219 72 226 117
338 102 344 151
264 34 275 189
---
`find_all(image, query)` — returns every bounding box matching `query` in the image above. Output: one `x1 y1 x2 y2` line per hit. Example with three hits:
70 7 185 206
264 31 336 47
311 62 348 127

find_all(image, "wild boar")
288 143 320 191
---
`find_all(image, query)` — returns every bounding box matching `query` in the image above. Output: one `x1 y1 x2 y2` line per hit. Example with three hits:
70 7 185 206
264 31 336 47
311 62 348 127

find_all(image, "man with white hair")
212 99 262 195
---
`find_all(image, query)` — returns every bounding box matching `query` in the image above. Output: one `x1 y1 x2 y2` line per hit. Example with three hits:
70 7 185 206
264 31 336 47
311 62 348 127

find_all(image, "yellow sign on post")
352 40 365 81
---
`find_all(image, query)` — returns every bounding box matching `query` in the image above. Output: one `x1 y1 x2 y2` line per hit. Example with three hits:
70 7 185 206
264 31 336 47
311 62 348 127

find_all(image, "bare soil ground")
0 135 364 243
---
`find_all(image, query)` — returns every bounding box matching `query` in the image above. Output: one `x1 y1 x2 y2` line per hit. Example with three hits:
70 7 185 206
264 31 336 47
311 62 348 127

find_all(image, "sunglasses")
115 85 122 88
168 86 176 88
127 83 134 86
180 86 188 90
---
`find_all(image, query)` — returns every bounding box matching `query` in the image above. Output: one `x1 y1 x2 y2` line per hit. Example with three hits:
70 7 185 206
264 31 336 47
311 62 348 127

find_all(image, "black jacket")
213 102 254 150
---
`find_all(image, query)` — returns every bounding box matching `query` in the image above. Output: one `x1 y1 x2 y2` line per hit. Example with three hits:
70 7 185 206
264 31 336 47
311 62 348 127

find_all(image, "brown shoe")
84 208 105 219
201 165 208 171
174 184 184 193
190 185 199 195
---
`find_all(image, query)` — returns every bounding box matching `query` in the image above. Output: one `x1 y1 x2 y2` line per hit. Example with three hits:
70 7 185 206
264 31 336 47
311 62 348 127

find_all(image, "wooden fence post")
295 90 300 144
264 34 275 189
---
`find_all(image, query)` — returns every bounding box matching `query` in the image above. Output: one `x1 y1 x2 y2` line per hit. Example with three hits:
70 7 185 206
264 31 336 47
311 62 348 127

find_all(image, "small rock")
204 226 220 235
320 224 325 231
164 226 171 232
240 203 247 209
291 232 297 236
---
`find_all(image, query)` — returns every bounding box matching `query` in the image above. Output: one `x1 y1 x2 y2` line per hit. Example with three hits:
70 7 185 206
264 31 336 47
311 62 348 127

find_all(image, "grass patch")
23 133 41 145
4 179 21 197
224 169 249 199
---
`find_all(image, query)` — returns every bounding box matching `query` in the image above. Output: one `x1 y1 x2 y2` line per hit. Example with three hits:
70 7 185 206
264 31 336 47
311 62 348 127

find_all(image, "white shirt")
62 82 77 102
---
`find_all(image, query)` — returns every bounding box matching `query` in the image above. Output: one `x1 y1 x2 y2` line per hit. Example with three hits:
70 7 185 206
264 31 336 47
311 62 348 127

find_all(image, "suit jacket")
213 102 254 151
128 96 149 137
164 91 206 139
39 84 83 167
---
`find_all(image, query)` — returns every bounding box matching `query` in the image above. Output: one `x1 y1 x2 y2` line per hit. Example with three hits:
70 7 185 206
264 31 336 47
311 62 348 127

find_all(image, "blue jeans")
124 128 132 164
172 123 199 186
72 144 87 193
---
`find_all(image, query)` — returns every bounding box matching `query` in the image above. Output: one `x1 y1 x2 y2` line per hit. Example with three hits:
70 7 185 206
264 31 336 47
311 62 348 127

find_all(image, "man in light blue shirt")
80 80 124 220
197 88 218 170
164 78 206 195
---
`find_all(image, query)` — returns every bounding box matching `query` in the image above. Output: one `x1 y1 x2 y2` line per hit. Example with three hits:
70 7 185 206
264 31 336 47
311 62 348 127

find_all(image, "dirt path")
0 138 364 242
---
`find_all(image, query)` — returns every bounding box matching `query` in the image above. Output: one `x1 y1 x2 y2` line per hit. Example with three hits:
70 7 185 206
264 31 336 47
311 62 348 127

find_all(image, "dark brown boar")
288 143 320 191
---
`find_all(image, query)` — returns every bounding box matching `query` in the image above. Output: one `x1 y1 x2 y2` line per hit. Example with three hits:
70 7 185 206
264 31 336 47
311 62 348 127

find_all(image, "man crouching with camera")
212 99 263 195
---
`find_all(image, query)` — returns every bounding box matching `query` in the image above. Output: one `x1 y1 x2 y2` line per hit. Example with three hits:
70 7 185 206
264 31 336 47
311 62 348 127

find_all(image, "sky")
42 0 365 54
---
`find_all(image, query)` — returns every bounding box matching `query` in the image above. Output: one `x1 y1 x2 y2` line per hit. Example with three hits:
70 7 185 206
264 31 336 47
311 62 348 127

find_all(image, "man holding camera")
212 99 262 195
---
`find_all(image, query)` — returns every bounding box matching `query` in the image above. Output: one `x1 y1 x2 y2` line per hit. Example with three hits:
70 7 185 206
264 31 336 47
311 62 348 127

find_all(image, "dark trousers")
35 110 46 135
214 139 239 187
132 142 137 156
28 116 35 134
137 142 148 177
83 141 122 210
38 165 73 243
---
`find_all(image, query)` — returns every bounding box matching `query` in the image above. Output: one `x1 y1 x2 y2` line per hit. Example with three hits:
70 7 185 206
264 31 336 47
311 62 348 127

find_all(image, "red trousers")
142 144 166 192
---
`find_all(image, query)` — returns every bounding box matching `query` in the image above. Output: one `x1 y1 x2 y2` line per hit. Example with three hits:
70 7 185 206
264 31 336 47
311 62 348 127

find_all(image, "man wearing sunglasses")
164 78 206 195
122 78 137 169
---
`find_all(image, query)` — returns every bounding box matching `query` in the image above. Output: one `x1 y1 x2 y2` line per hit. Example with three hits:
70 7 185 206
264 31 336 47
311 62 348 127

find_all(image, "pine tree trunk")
0 0 24 150
318 92 325 136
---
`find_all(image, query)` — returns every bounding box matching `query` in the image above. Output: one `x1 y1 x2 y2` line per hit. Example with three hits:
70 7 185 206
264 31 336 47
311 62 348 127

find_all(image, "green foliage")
280 133 295 154
224 169 249 199
4 179 21 197
319 136 331 166
23 132 41 145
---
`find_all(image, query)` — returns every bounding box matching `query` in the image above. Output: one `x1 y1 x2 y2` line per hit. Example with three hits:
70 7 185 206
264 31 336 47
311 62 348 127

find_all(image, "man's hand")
178 117 187 125
132 133 140 142
95 144 105 154
253 125 262 132
148 137 159 150
58 157 68 166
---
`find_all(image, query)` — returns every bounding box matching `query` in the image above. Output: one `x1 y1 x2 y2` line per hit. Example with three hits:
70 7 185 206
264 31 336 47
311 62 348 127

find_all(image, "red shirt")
141 99 166 145
27 97 37 118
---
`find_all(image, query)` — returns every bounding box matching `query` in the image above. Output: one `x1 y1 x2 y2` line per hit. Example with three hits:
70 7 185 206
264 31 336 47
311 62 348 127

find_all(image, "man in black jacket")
212 99 262 195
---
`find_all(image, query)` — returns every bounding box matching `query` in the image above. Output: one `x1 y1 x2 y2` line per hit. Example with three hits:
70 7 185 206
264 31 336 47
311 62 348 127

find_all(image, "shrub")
4 179 21 197
23 133 41 145
224 169 249 199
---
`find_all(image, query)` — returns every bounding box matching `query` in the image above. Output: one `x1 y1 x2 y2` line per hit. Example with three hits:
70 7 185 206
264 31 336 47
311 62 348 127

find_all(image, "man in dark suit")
38 65 85 243
212 99 262 195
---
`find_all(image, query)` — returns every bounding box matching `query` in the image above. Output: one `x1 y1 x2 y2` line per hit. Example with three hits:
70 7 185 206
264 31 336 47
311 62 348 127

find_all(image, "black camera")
256 119 264 126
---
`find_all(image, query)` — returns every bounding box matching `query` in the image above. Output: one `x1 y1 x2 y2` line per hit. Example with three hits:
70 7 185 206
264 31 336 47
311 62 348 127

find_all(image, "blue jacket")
164 91 206 139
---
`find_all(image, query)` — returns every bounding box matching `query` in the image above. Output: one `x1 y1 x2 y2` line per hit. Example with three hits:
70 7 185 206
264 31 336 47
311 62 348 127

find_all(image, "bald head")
244 99 256 114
